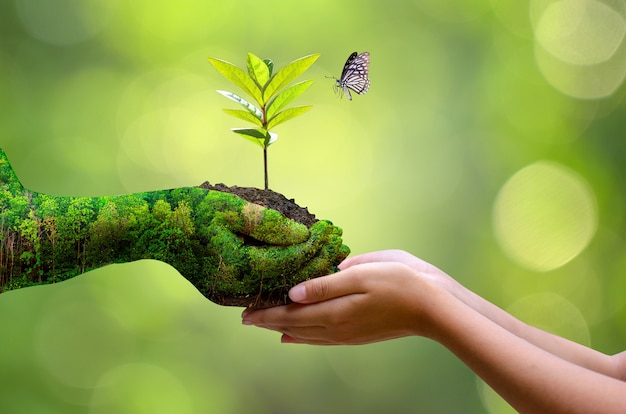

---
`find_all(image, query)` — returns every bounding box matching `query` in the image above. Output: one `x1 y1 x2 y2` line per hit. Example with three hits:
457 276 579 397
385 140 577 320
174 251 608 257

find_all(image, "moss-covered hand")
0 149 349 308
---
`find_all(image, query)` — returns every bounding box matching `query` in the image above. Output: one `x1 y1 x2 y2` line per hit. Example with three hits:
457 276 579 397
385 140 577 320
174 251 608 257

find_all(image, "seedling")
208 53 319 190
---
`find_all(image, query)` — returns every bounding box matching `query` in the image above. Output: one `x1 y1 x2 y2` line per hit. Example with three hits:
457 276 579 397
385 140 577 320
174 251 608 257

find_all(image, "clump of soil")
198 182 318 228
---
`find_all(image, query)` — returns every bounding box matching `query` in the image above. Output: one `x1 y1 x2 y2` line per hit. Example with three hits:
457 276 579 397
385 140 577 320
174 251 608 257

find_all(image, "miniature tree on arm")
208 53 319 190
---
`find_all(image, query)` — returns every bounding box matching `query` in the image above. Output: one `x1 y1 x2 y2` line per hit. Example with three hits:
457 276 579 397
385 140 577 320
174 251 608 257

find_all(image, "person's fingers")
242 304 311 330
281 334 301 344
280 332 338 345
242 286 356 328
338 250 428 272
338 252 379 270
242 261 425 345
338 250 404 269
281 334 331 345
244 300 403 346
288 265 367 304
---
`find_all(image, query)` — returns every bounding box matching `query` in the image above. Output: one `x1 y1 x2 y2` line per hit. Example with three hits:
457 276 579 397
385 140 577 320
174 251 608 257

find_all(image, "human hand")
241 250 452 344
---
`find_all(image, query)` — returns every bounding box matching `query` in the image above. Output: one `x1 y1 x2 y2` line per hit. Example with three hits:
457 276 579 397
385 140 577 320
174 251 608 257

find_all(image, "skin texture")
242 250 626 413
0 149 349 307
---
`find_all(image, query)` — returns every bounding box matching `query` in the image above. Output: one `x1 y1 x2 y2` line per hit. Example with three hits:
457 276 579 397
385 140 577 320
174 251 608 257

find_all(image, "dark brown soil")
197 182 318 227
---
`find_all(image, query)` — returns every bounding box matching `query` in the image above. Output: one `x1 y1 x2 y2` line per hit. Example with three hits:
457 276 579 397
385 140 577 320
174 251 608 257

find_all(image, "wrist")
412 281 469 342
395 266 460 340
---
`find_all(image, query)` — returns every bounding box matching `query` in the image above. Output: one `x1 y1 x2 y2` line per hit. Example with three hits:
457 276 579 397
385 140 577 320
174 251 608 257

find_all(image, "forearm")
429 291 626 414
451 284 620 377
342 251 621 376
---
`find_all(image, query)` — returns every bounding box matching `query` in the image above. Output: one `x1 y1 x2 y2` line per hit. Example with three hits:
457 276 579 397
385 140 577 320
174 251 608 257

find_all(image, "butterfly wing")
341 52 359 78
337 52 370 101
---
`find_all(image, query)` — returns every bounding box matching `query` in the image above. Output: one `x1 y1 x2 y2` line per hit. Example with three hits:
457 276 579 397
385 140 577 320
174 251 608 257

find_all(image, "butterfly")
333 52 370 100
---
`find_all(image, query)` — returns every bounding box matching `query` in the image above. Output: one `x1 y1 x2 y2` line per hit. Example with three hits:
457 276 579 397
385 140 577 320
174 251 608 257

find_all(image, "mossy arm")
0 149 349 308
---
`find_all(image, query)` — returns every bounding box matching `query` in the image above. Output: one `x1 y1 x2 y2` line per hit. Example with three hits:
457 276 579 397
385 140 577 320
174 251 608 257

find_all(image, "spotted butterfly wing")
335 52 370 100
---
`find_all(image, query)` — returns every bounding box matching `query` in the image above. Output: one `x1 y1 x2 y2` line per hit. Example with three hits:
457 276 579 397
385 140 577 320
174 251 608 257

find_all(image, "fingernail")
289 284 307 302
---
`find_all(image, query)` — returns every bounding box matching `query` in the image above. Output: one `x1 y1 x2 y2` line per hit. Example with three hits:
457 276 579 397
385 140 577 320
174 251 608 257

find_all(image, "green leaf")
263 131 278 147
223 109 263 127
231 128 266 148
263 59 274 78
216 90 263 120
266 106 313 130
246 53 270 91
263 53 320 101
266 80 313 120
231 128 278 148
208 57 263 105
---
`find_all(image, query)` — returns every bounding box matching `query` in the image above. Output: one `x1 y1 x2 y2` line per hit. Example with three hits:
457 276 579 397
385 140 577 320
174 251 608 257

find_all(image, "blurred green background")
1 0 626 413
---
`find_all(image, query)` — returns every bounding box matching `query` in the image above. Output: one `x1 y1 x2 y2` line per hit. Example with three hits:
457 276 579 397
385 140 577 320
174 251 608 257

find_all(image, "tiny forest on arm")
0 150 204 292
0 149 349 308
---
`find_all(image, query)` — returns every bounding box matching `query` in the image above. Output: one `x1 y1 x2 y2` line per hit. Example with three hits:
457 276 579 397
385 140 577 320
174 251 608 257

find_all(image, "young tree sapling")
208 53 319 190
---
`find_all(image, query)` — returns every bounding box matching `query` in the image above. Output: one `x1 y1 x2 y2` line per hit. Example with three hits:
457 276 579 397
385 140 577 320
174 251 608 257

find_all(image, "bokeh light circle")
531 0 626 99
534 0 625 65
493 161 597 272
507 291 591 344
116 69 223 191
90 363 193 414
534 42 626 99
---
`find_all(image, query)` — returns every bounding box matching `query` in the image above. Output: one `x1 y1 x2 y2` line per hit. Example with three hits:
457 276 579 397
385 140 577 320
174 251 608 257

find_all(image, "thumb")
288 269 361 304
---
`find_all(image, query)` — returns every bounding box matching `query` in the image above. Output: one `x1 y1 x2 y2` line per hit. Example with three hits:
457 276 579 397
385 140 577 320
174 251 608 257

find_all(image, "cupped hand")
241 250 452 344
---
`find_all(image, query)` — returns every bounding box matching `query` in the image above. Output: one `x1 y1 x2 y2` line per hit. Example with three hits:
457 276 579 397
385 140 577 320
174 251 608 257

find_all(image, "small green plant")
208 53 319 190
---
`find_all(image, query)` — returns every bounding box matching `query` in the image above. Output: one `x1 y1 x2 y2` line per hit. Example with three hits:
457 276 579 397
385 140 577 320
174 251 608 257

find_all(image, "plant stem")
263 147 268 190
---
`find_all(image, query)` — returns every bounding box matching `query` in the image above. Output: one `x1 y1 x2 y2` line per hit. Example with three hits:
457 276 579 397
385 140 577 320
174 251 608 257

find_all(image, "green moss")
252 209 309 245
0 149 350 308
